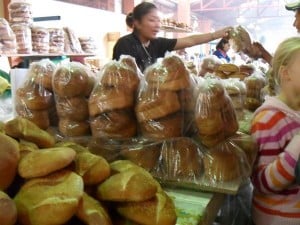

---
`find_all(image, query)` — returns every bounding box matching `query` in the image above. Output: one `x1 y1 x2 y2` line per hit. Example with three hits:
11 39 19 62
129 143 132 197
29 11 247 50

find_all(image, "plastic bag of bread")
48 27 64 54
194 76 239 148
31 26 50 54
53 62 95 137
0 18 17 54
244 71 266 111
135 54 192 140
199 55 222 77
202 140 251 186
89 57 140 139
15 59 57 129
228 25 252 53
63 26 83 54
11 23 32 54
215 63 240 79
8 0 33 26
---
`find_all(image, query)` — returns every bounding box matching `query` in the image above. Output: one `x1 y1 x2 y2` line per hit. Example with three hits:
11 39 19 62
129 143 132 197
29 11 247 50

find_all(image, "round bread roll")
59 118 90 137
89 86 134 117
161 138 203 181
100 61 140 93
120 55 139 74
216 63 239 74
0 191 17 225
53 62 90 97
199 132 225 148
15 104 50 130
239 64 255 76
0 133 20 191
90 110 137 138
30 59 56 90
162 55 187 80
56 96 89 121
203 149 240 181
196 111 224 136
16 84 54 110
116 191 176 225
135 90 181 122
84 74 96 97
222 98 239 137
14 170 84 225
139 113 183 139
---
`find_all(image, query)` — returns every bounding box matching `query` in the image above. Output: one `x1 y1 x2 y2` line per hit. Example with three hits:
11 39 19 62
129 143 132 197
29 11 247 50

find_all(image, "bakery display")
79 36 97 54
11 24 32 54
0 18 17 54
199 56 222 77
8 1 33 26
48 28 64 54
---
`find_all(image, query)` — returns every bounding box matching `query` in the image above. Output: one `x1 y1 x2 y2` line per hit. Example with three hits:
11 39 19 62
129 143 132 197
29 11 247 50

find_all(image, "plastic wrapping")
135 54 193 139
0 18 17 54
228 25 252 53
244 71 266 111
88 56 141 139
79 36 97 54
53 62 95 136
11 23 32 54
198 55 222 77
8 0 33 26
63 27 83 54
194 76 239 148
48 28 64 54
88 136 251 194
15 59 57 129
31 26 49 54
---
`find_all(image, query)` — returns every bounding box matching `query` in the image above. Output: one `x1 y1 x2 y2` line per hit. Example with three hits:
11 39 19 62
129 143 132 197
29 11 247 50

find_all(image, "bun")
97 168 158 202
30 59 56 90
135 90 180 122
0 191 17 225
18 147 76 179
89 86 134 117
116 192 177 225
139 113 182 139
0 133 20 190
4 117 55 148
58 118 90 137
203 150 240 181
14 170 84 225
56 96 89 121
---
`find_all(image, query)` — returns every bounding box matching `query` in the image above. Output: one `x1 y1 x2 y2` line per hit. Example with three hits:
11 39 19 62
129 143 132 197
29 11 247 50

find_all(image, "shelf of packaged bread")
161 25 192 33
165 188 225 225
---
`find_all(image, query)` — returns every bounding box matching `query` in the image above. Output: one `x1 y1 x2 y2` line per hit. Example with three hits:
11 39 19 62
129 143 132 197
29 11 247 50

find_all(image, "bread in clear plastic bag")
31 26 50 54
199 55 222 77
11 23 32 54
48 28 65 54
228 25 252 53
0 18 17 54
79 36 97 54
215 63 240 79
8 0 33 26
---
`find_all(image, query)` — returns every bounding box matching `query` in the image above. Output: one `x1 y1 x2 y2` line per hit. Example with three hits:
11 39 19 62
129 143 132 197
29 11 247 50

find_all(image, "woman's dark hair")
216 38 229 50
126 2 157 28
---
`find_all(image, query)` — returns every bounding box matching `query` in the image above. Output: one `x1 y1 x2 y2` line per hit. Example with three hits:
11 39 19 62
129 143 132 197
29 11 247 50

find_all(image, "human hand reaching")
212 26 233 39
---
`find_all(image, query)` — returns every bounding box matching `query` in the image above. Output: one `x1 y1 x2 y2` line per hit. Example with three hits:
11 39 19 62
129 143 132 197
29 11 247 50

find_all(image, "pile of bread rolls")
0 117 177 225
53 61 95 137
89 55 140 139
15 59 57 130
135 55 191 139
198 56 222 77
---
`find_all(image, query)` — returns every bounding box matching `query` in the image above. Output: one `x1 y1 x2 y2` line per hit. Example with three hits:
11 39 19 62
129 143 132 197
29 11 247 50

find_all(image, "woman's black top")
112 32 177 72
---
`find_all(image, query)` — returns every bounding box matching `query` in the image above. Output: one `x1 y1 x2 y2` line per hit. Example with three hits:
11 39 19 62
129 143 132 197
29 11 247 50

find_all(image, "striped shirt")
251 96 300 225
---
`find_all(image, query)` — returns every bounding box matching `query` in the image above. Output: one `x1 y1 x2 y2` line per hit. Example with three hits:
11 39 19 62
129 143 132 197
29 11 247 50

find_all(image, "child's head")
269 37 300 95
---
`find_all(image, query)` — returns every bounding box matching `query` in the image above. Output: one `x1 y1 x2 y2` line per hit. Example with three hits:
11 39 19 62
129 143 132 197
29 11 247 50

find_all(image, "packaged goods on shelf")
0 18 17 54
11 23 32 54
8 0 33 26
31 26 50 54
48 27 65 54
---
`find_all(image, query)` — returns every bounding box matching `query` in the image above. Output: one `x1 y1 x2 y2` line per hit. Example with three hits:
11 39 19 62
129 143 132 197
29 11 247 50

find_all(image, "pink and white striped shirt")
251 96 300 225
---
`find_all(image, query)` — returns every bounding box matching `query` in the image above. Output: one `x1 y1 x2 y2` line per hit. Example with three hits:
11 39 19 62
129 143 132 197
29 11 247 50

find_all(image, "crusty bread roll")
0 133 20 190
56 96 89 121
97 168 158 202
135 90 180 122
59 118 90 137
18 139 38 158
0 191 17 225
196 111 224 136
75 152 111 185
139 113 182 139
216 63 239 74
116 192 176 225
18 147 76 179
4 117 55 148
53 62 90 97
89 86 134 117
119 55 139 74
14 170 84 225
76 192 112 225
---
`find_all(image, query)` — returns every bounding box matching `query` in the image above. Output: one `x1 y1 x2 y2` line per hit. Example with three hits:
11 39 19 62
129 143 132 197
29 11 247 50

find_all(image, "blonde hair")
269 37 300 95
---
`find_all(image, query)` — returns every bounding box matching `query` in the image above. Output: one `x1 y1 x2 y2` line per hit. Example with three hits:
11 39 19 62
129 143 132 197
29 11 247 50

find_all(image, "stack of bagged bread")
244 71 266 111
88 55 140 139
8 1 33 26
11 24 32 54
135 55 191 139
53 62 95 137
198 55 222 77
15 59 57 130
195 76 239 148
48 27 65 54
31 26 50 54
0 116 177 225
0 18 17 54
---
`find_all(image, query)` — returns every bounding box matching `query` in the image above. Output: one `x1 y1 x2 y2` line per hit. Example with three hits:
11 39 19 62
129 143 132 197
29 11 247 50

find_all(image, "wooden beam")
3 0 9 20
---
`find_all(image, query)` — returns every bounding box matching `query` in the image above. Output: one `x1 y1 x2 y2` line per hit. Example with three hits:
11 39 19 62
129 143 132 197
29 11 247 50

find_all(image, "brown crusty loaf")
116 191 177 225
0 191 17 225
4 117 55 148
14 170 84 225
0 133 20 191
18 147 76 179
97 167 158 202
76 192 112 225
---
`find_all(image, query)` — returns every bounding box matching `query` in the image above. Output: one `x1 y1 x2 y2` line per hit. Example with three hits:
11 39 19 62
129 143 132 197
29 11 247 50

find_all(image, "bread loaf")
0 191 17 225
